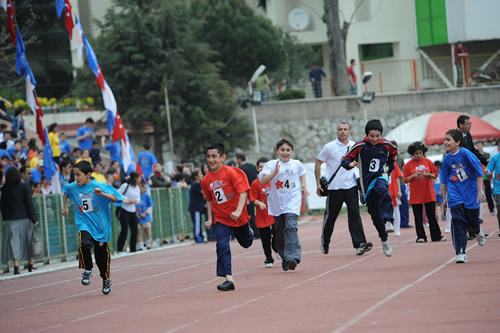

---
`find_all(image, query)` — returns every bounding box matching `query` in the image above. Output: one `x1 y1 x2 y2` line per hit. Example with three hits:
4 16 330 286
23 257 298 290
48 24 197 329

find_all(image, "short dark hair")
5 167 21 186
127 171 140 185
256 157 269 165
72 147 81 153
14 107 25 117
143 143 150 150
235 153 246 161
365 119 383 135
407 141 428 156
446 129 462 144
276 139 293 150
434 160 442 167
207 142 225 156
48 123 58 133
350 59 355 64
457 115 470 128
59 159 73 169
85 117 95 124
20 165 30 175
74 161 92 174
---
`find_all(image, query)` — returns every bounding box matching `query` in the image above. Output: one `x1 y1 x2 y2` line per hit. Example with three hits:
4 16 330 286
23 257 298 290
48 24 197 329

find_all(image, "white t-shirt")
317 138 358 190
259 159 306 216
118 183 141 213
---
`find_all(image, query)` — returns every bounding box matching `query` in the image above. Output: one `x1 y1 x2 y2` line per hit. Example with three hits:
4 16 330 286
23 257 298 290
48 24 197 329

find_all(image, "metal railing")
1 187 193 272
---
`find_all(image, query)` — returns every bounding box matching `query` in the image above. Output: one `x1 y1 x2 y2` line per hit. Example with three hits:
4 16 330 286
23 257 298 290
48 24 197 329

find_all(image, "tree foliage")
72 0 252 162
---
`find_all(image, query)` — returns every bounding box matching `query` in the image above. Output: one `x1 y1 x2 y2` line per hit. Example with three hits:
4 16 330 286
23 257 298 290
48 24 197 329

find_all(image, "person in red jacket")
404 142 446 243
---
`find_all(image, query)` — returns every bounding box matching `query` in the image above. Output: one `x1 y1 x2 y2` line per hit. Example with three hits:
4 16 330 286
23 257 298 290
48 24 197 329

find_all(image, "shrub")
277 89 305 100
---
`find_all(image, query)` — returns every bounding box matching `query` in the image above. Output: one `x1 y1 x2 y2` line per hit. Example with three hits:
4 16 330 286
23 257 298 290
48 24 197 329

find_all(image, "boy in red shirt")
249 157 275 268
201 143 253 291
388 163 403 236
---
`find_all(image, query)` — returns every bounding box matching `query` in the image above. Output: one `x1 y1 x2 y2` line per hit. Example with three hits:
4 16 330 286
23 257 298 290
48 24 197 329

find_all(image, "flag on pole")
121 134 134 174
15 28 37 86
25 76 46 145
64 0 74 39
55 0 64 17
73 15 84 61
7 0 16 46
43 129 58 183
82 34 105 89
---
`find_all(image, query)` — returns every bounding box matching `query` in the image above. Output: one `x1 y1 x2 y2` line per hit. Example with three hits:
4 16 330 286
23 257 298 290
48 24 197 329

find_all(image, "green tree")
72 0 252 162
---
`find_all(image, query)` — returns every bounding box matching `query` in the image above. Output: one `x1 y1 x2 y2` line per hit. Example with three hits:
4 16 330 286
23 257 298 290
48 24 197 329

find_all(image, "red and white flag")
73 15 84 61
64 0 74 39
6 0 16 46
25 75 46 145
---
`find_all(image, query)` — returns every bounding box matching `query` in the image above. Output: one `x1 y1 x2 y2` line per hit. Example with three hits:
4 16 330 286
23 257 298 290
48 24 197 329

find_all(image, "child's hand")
348 161 358 168
257 202 266 210
61 208 68 216
205 220 213 230
477 191 485 203
302 186 310 196
275 160 280 173
230 210 242 220
397 191 402 199
94 187 102 195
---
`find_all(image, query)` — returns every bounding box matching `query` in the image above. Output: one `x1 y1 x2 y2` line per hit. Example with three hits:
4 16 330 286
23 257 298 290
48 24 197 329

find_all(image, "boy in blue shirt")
341 119 398 257
440 129 486 264
485 140 500 236
136 181 154 250
61 161 122 294
137 143 157 179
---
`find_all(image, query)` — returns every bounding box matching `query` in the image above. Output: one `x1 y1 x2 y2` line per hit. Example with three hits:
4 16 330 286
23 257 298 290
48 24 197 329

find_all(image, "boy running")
201 143 253 291
440 129 486 263
249 157 275 268
260 139 309 271
341 119 397 257
61 161 122 295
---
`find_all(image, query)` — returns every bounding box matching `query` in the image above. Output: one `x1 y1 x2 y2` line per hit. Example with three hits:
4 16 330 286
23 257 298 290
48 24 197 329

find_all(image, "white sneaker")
456 253 467 263
476 231 486 246
440 236 447 242
394 231 401 237
384 221 394 233
381 240 393 257
444 227 451 233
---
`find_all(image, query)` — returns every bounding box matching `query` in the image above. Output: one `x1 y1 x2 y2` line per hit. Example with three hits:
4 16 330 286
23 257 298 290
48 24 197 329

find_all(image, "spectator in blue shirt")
101 136 123 166
76 118 96 150
31 160 43 183
309 64 327 98
137 143 157 179
59 132 71 156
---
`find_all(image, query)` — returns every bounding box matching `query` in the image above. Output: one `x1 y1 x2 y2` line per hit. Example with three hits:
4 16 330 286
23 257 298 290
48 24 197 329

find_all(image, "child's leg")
283 213 301 263
214 223 233 277
94 241 111 280
144 223 152 248
137 224 144 250
366 180 390 241
425 201 443 241
450 204 468 254
446 205 452 231
233 223 253 249
393 202 401 235
412 203 427 241
478 200 483 221
273 215 285 259
191 211 203 242
495 194 500 229
78 231 94 271
464 207 481 235
259 226 274 262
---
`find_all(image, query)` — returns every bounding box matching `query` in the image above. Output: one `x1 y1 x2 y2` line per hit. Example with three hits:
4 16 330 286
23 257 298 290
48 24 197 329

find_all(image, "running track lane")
1 210 499 333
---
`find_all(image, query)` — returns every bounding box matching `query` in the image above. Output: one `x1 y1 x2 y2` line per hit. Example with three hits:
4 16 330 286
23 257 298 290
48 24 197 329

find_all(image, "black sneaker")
217 280 235 291
320 242 329 254
264 259 274 268
288 259 297 270
102 278 112 295
81 271 92 286
356 242 373 255
282 260 289 271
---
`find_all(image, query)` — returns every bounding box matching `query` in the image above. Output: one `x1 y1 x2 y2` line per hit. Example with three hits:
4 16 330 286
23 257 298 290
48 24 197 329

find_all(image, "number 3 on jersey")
369 159 380 172
214 188 228 204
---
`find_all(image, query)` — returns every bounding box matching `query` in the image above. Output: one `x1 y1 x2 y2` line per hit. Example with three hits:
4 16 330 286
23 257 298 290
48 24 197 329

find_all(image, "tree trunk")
323 0 349 96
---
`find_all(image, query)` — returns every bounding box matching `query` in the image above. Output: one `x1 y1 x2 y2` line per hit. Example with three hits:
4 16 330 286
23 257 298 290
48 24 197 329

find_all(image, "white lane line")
0 278 78 296
331 241 483 333
72 306 125 322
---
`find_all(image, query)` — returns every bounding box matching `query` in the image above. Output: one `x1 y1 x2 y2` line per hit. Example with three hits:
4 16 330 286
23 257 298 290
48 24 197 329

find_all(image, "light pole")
248 65 266 154
361 72 375 122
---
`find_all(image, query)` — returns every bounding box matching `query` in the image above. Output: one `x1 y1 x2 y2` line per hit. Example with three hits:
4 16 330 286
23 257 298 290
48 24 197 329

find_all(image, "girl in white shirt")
117 172 141 253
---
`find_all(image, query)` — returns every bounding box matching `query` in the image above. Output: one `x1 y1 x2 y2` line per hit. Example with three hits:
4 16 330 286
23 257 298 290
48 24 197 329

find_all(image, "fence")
1 187 193 273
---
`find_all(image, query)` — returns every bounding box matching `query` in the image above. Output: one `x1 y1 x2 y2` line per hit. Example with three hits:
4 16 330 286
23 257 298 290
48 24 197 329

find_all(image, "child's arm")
205 201 213 229
94 187 119 202
61 194 69 216
476 176 485 203
396 177 402 198
439 184 447 204
230 192 248 220
260 161 279 185
252 199 266 210
300 174 309 196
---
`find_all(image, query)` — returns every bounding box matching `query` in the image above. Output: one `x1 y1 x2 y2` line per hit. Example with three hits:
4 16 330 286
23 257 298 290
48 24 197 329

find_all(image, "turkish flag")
7 0 16 46
112 114 126 143
34 98 46 145
64 0 74 39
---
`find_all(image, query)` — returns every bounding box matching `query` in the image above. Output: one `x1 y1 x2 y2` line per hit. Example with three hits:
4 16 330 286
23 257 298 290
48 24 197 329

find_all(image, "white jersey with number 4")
260 159 306 216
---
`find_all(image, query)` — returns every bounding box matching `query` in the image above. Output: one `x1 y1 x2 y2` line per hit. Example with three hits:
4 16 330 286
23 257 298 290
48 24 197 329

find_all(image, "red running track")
1 209 500 333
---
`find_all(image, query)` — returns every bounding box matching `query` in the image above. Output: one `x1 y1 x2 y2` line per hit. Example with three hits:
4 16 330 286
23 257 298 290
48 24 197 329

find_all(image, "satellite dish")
288 8 309 31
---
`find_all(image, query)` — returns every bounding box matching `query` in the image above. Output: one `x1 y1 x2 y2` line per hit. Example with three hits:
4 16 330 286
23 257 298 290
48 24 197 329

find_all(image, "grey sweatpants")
274 213 302 262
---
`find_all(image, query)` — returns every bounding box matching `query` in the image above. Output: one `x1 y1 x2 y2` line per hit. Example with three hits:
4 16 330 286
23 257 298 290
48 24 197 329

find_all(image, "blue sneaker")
102 278 112 295
81 271 92 286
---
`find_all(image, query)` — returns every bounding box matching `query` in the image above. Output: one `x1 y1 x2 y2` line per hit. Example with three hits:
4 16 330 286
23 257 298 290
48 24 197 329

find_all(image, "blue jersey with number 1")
63 180 123 242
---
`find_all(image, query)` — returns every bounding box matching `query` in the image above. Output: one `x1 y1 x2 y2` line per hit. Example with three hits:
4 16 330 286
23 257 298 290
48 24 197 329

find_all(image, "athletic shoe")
320 242 329 254
444 227 451 233
490 210 496 216
217 280 235 291
456 253 467 263
424 223 430 227
439 236 447 242
384 221 394 233
81 271 92 286
264 259 274 268
102 278 112 295
400 224 413 228
476 231 486 246
355 242 373 255
416 238 426 243
288 259 297 270
276 252 282 260
281 260 289 271
381 240 393 257
394 231 401 237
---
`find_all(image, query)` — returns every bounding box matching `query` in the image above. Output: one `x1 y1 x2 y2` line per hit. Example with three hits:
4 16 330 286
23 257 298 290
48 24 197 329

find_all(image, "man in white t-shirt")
315 122 373 255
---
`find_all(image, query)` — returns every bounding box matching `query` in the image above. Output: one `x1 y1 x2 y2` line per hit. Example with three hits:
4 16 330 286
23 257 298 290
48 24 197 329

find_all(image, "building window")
360 43 394 61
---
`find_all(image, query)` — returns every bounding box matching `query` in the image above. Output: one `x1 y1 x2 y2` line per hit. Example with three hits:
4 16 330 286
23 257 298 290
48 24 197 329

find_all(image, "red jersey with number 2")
201 165 250 227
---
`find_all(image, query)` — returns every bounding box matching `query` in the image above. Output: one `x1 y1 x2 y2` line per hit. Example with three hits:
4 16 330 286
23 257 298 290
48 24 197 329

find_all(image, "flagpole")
164 86 174 155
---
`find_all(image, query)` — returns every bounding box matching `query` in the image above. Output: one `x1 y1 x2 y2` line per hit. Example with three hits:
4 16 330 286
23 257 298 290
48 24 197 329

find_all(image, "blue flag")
15 28 37 86
43 129 58 182
55 0 64 17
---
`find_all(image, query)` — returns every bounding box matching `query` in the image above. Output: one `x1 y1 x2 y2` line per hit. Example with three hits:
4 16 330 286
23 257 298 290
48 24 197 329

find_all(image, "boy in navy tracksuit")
341 119 397 257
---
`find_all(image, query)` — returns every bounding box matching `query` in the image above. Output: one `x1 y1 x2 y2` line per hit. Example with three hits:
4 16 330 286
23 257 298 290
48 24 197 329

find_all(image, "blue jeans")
349 83 358 95
274 213 301 262
214 223 253 277
455 64 463 86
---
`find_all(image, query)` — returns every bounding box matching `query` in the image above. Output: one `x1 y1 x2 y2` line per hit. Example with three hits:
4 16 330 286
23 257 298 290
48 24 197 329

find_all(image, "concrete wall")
243 86 500 162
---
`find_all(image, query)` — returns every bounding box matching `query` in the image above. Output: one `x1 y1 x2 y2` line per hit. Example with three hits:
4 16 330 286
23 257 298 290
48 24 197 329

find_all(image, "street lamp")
248 65 266 154
361 71 375 122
